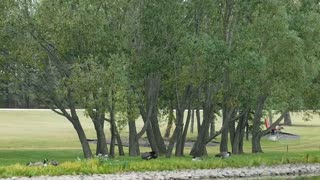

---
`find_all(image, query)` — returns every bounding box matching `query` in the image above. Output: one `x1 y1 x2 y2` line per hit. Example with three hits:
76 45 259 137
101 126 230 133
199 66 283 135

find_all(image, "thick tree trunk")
174 85 193 156
151 109 167 154
220 106 230 153
69 115 93 159
128 96 140 156
143 113 159 152
88 106 108 156
284 112 292 126
138 74 164 154
190 118 210 157
174 108 184 156
128 119 140 156
252 95 268 153
238 110 248 153
252 133 263 153
189 106 211 157
232 109 248 154
166 127 178 158
190 84 214 157
93 114 108 156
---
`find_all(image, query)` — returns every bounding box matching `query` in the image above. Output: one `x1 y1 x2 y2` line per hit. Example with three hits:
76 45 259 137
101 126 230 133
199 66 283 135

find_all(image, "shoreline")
1 163 320 180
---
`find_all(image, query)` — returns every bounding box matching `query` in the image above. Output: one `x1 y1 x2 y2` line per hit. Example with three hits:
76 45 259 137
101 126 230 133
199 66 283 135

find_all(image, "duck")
26 159 48 167
141 151 158 160
215 152 231 159
50 160 59 166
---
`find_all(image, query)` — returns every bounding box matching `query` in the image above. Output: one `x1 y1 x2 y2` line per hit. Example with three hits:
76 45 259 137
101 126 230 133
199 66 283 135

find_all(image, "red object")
265 118 270 128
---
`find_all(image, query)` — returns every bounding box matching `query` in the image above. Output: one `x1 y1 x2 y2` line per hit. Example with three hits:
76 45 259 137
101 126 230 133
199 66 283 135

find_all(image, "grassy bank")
0 151 319 178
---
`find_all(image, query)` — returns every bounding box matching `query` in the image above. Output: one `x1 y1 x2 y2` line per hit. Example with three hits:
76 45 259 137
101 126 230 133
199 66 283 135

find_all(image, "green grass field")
0 109 319 175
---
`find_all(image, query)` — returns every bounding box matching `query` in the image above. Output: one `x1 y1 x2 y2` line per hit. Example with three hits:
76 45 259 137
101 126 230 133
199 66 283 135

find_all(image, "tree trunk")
109 90 116 157
210 114 215 137
88 106 108 156
220 106 230 153
189 106 211 157
166 127 178 158
174 85 193 156
252 95 268 153
164 102 174 138
128 119 140 156
128 96 140 156
115 125 125 156
196 106 201 133
52 93 93 159
245 121 249 141
151 108 167 154
238 110 248 153
164 112 174 138
252 133 263 153
190 109 195 133
284 112 292 126
93 114 108 156
69 114 93 159
229 111 236 149
138 74 164 154
190 84 214 157
220 0 235 153
174 107 185 156
232 109 248 154
141 109 159 152
179 105 192 155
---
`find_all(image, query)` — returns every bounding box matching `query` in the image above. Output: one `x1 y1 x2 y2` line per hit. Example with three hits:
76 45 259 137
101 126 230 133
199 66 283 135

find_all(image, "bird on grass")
50 160 59 166
26 159 48 167
141 151 158 160
215 152 232 159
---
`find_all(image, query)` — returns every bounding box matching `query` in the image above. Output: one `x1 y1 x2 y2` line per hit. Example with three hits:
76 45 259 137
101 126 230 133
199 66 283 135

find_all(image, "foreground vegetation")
0 151 319 178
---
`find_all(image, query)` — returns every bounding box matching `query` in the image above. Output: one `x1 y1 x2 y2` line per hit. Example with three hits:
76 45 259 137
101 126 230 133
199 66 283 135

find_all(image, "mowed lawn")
0 109 320 166
0 109 95 149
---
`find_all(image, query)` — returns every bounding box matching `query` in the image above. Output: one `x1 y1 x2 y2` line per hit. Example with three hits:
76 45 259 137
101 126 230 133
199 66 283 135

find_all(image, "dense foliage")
1 0 320 157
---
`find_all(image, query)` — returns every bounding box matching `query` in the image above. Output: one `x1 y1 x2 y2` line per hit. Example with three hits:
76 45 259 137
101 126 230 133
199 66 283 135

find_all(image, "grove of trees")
1 0 320 158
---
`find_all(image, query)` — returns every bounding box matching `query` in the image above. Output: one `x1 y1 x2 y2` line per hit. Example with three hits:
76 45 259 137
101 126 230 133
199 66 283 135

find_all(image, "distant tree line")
1 0 320 159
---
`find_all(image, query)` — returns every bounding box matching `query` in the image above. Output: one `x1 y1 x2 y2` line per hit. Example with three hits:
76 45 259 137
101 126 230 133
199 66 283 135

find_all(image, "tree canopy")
1 0 320 158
